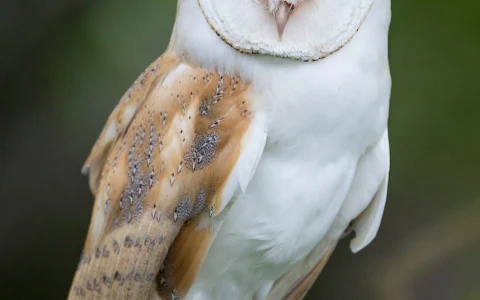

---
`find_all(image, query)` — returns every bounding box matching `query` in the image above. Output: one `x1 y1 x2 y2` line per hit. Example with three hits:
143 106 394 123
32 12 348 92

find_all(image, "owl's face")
197 0 374 61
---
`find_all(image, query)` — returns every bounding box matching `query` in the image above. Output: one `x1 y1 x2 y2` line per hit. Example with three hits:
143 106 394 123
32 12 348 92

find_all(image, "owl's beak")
275 2 294 39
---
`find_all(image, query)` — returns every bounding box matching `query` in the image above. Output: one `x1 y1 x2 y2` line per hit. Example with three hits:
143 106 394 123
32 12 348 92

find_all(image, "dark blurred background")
1 0 479 299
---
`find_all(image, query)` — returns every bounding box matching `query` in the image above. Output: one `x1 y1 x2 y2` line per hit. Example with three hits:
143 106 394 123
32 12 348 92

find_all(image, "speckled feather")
69 50 255 299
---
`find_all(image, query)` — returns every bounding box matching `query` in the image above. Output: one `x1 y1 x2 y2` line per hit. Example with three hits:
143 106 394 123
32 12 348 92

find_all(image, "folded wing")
69 50 266 299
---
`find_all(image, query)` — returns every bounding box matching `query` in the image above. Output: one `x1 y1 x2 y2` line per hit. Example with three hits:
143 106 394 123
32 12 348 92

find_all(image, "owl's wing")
265 243 336 300
266 131 390 300
349 130 390 253
69 49 267 300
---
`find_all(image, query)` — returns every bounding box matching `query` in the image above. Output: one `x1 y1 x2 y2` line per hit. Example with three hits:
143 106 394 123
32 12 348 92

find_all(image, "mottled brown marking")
125 236 134 248
103 274 113 287
184 133 219 171
113 240 120 254
69 49 253 299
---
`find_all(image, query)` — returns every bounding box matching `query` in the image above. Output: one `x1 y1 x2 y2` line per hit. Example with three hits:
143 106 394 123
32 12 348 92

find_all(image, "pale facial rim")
197 0 374 62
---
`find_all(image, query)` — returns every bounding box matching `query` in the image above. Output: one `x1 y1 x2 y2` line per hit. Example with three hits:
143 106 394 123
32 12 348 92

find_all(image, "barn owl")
69 0 391 299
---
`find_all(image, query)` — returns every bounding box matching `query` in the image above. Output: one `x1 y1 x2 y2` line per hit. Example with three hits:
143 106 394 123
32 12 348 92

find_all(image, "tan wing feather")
69 50 255 299
82 51 179 195
266 243 336 300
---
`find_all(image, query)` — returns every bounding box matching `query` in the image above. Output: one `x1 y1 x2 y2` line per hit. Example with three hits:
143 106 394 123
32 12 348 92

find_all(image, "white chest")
238 50 390 260
188 50 390 300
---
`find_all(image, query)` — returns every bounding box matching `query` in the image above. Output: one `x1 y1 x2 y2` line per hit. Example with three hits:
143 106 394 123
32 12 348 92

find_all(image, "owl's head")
196 0 374 61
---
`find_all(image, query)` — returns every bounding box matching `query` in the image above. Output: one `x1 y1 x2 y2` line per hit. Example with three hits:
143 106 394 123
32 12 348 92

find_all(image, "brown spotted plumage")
69 49 254 299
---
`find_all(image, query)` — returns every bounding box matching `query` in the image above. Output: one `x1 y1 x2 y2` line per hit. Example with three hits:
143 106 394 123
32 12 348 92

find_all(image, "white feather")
350 131 390 252
218 109 268 212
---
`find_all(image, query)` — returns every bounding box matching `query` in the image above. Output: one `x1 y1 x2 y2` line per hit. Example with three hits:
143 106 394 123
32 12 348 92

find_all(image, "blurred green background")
1 0 479 299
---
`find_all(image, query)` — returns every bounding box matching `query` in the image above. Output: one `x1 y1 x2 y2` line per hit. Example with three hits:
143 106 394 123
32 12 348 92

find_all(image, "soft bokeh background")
1 0 479 299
